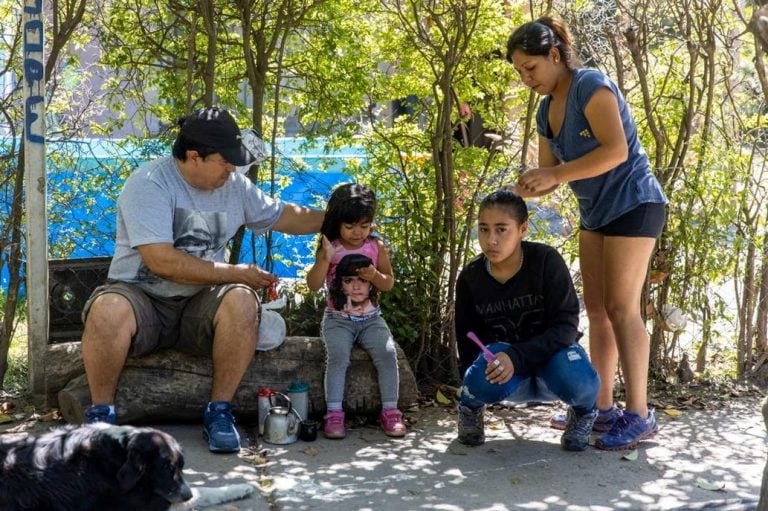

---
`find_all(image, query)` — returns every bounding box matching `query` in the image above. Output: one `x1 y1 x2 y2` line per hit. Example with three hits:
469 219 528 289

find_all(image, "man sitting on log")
79 107 323 453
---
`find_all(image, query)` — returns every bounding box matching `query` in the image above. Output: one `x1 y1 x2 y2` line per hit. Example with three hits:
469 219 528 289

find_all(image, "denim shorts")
582 202 666 238
82 281 258 357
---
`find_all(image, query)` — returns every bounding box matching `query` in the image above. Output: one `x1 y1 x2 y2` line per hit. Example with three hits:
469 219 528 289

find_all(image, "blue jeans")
460 343 599 415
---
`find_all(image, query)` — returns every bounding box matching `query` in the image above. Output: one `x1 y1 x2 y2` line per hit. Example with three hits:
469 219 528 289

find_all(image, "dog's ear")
117 447 146 492
117 431 157 492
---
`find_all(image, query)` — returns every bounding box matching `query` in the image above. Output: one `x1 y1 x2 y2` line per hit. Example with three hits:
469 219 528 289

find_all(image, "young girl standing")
506 17 667 450
306 183 406 439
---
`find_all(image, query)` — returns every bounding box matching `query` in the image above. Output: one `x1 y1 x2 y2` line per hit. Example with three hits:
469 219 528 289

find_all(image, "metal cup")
299 420 319 441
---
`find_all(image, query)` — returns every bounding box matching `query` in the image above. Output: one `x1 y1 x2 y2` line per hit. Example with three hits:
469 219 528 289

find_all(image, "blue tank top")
536 68 667 229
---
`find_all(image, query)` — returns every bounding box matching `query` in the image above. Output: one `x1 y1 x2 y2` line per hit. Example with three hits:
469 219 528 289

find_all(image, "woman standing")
506 17 667 450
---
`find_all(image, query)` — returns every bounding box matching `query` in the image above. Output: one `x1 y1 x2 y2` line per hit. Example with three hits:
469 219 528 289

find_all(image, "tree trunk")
755 219 768 356
199 0 217 107
0 150 25 386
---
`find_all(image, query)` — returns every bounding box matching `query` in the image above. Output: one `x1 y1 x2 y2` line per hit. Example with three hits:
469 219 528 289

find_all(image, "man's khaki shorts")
81 281 258 357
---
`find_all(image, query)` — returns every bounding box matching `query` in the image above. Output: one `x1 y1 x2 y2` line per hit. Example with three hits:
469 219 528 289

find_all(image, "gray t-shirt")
108 156 284 297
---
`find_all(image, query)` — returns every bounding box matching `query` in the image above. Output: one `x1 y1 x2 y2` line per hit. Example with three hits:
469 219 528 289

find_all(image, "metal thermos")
286 380 309 422
257 387 276 435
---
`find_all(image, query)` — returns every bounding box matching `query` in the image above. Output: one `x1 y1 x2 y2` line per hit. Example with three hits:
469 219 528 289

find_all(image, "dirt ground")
1 380 766 510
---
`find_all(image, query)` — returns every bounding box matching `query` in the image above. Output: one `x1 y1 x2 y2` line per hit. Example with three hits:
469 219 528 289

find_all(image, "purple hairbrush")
467 332 496 363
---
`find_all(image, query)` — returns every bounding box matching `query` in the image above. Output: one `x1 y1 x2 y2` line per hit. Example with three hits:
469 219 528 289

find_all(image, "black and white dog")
0 423 192 510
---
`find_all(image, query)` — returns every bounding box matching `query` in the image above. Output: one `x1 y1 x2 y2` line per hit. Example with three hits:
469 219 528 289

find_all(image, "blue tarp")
0 137 362 292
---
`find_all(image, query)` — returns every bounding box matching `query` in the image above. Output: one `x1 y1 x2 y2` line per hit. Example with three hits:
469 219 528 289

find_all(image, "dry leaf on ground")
696 477 725 491
622 449 638 461
436 389 453 406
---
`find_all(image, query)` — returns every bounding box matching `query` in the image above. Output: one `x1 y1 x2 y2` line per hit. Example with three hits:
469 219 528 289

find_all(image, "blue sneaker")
560 408 597 452
595 408 659 451
84 404 117 425
203 401 241 453
551 405 623 433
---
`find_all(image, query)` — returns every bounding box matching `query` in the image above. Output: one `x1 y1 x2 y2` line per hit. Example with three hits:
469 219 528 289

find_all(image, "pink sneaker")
323 410 346 439
380 408 406 437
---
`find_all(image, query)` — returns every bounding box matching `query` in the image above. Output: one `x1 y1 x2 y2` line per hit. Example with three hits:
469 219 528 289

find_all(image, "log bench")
48 336 420 425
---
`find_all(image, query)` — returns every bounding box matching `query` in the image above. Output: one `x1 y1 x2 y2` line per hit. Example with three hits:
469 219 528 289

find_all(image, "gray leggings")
321 311 400 409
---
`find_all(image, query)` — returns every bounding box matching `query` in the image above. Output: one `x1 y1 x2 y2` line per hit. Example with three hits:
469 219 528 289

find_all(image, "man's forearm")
136 243 274 288
138 244 229 284
272 205 324 234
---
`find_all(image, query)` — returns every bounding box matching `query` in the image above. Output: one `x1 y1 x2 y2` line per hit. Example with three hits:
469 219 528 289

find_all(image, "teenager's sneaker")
560 408 597 451
457 403 485 446
203 401 241 453
84 404 117 425
380 408 407 437
550 405 623 433
323 410 346 439
595 408 659 451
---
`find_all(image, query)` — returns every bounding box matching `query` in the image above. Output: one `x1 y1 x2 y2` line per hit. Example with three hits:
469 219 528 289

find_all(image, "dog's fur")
0 423 192 511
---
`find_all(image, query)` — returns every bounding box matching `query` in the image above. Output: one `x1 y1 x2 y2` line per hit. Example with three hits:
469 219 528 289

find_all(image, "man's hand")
267 281 279 301
234 263 278 290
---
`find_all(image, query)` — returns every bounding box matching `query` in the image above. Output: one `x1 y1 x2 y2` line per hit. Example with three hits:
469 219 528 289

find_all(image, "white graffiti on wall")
24 0 44 145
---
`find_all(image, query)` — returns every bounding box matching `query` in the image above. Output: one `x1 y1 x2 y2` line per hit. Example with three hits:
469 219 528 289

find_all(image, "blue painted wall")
0 137 361 292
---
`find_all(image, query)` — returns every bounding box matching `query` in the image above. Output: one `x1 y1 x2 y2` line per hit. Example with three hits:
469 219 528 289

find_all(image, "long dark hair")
320 183 377 243
330 254 378 310
505 16 581 70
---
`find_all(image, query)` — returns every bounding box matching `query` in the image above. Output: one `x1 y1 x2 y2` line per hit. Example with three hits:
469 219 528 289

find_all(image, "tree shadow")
159 397 765 510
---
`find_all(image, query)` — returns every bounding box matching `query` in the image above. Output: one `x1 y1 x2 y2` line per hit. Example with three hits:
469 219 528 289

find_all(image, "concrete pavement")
161 395 765 510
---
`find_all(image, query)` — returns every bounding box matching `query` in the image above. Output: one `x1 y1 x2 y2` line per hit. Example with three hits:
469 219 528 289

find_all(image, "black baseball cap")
178 107 257 166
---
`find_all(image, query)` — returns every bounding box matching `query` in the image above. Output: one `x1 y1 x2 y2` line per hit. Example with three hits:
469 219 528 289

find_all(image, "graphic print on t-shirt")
135 208 228 283
477 294 545 342
172 208 228 259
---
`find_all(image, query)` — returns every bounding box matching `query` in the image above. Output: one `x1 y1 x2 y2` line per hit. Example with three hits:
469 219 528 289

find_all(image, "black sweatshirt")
455 240 582 377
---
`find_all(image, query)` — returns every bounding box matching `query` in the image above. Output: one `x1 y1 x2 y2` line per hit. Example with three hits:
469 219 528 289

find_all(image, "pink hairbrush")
467 332 496 363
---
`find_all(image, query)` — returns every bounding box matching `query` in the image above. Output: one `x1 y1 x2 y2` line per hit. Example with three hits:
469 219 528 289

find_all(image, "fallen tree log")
54 336 420 424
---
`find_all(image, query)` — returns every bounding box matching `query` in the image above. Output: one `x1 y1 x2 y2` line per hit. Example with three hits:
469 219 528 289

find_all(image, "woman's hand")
518 167 559 195
485 352 514 385
502 183 533 198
